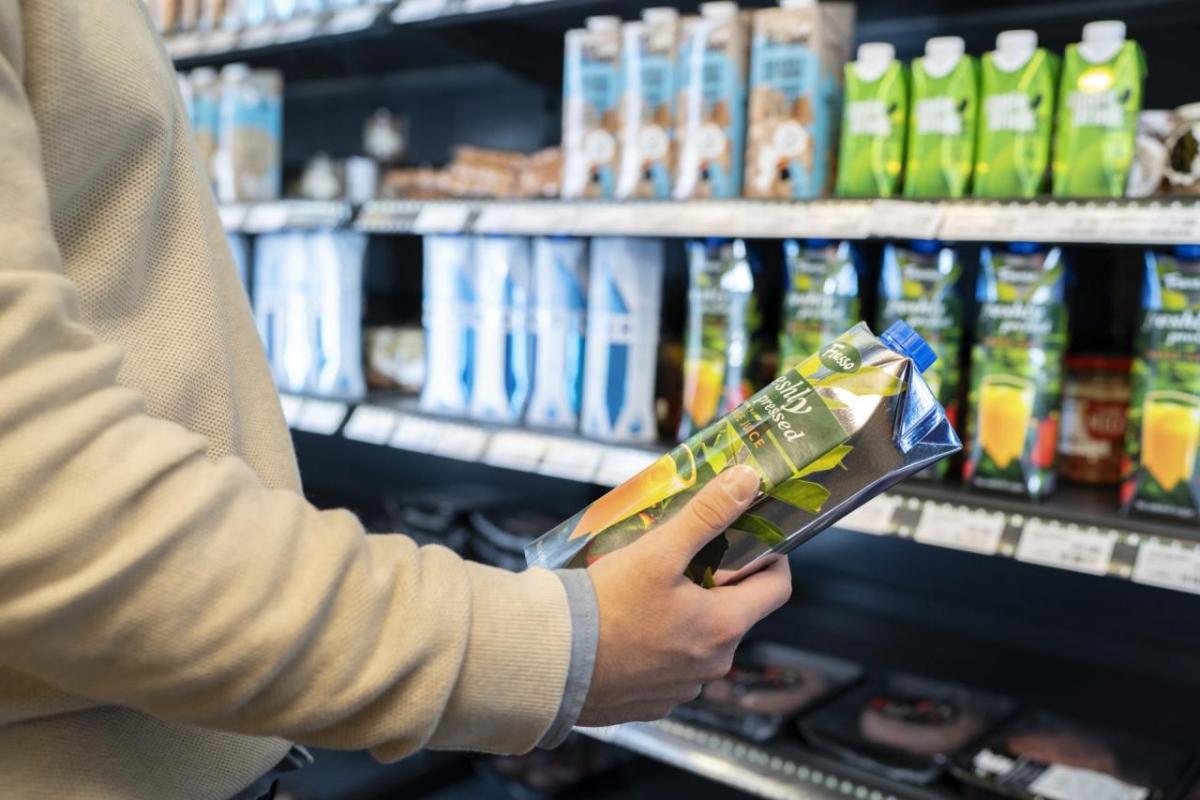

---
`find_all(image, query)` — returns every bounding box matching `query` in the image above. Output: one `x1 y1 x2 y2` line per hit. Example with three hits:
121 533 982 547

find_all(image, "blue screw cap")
881 321 937 373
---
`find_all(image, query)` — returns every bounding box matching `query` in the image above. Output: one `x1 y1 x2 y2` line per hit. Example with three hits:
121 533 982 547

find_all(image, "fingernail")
722 465 760 504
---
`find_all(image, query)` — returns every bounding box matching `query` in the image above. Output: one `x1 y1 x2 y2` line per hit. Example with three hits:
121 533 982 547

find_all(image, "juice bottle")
681 238 758 438
1122 245 1200 520
965 242 1068 498
1052 21 1146 197
778 239 859 375
904 37 978 199
835 42 909 198
877 240 965 477
581 238 664 443
974 30 1059 198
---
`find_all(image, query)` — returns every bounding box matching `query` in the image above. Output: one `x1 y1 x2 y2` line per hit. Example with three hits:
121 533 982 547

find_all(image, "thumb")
643 465 760 566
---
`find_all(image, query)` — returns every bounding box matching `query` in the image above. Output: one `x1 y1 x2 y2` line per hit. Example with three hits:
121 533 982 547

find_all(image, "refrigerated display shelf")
280 394 1200 598
224 198 1200 243
166 4 392 62
576 718 944 800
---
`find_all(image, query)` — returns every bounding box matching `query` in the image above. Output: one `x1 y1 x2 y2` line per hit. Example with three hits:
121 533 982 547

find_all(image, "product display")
778 239 859 375
974 30 1059 198
904 37 979 199
527 237 589 431
671 642 862 742
528 321 962 584
469 236 534 424
215 64 283 203
616 8 679 199
673 2 750 199
1052 21 1146 198
835 42 908 198
742 0 855 199
952 711 1192 800
800 673 1013 785
1122 245 1200 520
580 237 664 443
1059 355 1131 485
420 235 475 416
680 238 758 438
562 16 622 199
965 243 1067 498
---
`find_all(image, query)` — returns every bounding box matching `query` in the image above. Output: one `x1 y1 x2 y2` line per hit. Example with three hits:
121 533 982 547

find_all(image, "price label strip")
327 4 381 33
238 24 280 50
342 405 399 445
275 15 322 43
483 431 547 472
914 503 1006 555
392 0 450 23
243 202 291 232
1015 520 1117 576
836 494 900 536
870 199 944 240
538 438 606 483
412 203 472 233
1132 540 1200 596
294 399 348 435
389 414 444 454
433 422 489 462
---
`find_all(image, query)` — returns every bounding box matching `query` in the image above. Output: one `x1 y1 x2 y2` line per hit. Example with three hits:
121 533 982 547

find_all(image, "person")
0 2 792 798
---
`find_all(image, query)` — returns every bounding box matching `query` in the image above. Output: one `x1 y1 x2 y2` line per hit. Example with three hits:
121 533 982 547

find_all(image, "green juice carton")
680 238 759 439
616 9 679 199
878 240 965 477
835 42 909 198
526 321 962 585
673 2 750 199
975 30 1060 198
1121 245 1200 521
742 0 856 199
903 36 979 199
778 239 859 375
1052 20 1147 198
561 16 622 199
965 243 1068 498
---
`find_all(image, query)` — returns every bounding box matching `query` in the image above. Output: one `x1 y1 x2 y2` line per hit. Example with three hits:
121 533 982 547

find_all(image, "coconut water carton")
903 37 978 198
835 43 908 198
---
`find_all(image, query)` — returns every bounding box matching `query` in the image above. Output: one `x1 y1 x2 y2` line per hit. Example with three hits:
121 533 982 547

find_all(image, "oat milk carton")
562 16 622 199
616 9 680 199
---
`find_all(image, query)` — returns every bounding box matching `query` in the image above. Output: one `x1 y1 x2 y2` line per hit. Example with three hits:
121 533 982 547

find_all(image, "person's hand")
577 465 793 727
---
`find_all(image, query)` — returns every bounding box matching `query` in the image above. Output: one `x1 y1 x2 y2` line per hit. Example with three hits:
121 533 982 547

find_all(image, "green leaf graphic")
794 444 854 479
730 513 787 546
766 479 831 513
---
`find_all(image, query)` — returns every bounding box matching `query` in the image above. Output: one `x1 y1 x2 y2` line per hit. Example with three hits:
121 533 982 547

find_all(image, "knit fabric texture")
0 2 575 797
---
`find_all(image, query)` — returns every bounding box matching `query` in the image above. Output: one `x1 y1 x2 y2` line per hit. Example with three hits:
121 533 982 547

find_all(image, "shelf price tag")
276 15 322 42
217 204 247 231
393 0 450 23
837 494 900 536
167 33 202 58
413 203 472 233
203 29 239 54
870 200 943 239
389 414 443 453
1015 520 1116 576
294 399 348 435
914 503 1006 555
1132 540 1200 596
433 422 489 461
244 202 291 232
539 438 606 483
483 431 547 471
327 5 381 33
462 0 512 12
278 394 305 428
342 405 399 444
594 447 658 488
238 24 279 50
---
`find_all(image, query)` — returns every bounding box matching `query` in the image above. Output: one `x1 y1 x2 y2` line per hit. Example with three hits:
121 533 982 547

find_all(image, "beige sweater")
0 2 577 797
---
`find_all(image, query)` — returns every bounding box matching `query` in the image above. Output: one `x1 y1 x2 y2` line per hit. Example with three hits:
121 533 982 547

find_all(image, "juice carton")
974 30 1060 198
215 64 283 203
420 235 475 416
878 240 965 477
743 0 856 199
681 239 759 438
616 9 679 199
835 42 908 198
1053 21 1147 197
581 238 664 443
469 236 533 424
965 243 1068 498
1122 245 1200 520
561 16 622 199
527 321 961 585
526 237 589 431
904 37 978 199
778 239 859 374
673 2 750 199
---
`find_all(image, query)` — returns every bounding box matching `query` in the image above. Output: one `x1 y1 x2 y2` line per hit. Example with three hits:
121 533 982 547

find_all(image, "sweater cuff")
538 569 599 748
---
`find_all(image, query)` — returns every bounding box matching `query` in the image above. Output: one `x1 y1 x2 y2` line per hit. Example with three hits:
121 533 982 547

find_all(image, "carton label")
915 96 964 135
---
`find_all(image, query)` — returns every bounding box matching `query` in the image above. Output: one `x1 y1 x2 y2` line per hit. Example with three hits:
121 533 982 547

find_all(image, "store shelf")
576 719 942 800
351 198 1200 244
220 200 355 232
281 394 1200 598
166 5 393 63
